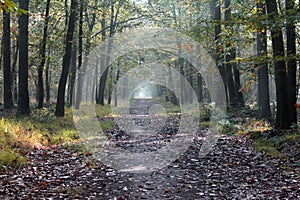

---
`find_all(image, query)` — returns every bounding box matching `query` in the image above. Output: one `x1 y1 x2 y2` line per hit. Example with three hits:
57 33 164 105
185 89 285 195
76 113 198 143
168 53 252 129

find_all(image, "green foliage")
0 0 17 12
0 0 27 13
253 138 286 158
0 149 26 170
241 120 300 158
95 104 112 118
0 104 113 169
30 107 55 122
0 106 100 169
0 117 46 150
0 118 36 169
50 129 80 144
222 123 239 136
199 103 211 122
242 119 273 136
99 121 115 131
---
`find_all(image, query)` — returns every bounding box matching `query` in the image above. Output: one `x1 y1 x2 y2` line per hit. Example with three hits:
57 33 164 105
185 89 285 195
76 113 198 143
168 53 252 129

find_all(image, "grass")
234 118 300 159
252 138 287 158
215 112 300 159
251 130 300 159
100 121 115 131
0 149 27 170
0 104 113 170
247 121 300 158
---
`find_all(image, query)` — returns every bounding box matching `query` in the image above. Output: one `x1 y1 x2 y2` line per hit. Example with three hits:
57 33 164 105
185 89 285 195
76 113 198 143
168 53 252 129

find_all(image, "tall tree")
17 0 30 115
224 0 239 106
98 1 117 106
285 0 297 124
75 0 96 109
55 0 78 117
37 0 51 108
211 0 228 104
3 10 13 109
257 1 271 119
266 0 290 129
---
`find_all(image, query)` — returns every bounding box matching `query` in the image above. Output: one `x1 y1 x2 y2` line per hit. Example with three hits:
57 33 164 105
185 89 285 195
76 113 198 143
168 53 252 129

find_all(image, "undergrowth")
219 110 300 159
0 104 112 170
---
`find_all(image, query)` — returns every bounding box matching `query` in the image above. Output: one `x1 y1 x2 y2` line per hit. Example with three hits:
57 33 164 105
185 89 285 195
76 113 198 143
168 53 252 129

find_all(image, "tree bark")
197 73 203 103
55 0 78 117
45 51 51 104
233 63 244 106
285 0 297 124
257 2 271 119
69 38 77 106
75 0 96 109
65 0 69 27
3 11 13 109
98 2 115 106
224 0 243 107
17 0 30 115
107 66 113 105
12 39 19 103
114 62 120 107
37 0 51 108
211 0 228 104
266 0 290 129
74 0 84 109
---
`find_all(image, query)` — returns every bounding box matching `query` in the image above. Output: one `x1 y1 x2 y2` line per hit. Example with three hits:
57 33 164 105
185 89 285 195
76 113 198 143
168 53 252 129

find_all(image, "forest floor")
0 100 299 199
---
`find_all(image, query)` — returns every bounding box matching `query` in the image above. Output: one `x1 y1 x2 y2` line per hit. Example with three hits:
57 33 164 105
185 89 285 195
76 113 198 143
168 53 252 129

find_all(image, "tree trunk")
65 0 69 27
75 0 96 109
179 57 185 104
69 39 77 106
37 0 51 108
74 0 84 109
224 0 240 107
197 73 203 103
3 11 13 109
0 36 3 71
98 2 115 106
17 0 30 115
107 66 113 105
12 39 19 103
55 0 78 117
114 62 120 107
257 2 271 119
96 17 106 105
286 0 297 124
45 51 51 104
195 45 203 103
233 62 244 106
211 0 228 105
266 0 290 129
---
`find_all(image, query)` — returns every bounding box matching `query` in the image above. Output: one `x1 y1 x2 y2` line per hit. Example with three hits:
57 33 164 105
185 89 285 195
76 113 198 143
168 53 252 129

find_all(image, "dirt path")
0 99 299 199
0 135 299 199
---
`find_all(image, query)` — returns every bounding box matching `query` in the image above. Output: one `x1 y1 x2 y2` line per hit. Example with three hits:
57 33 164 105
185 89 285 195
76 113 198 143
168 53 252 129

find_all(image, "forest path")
0 99 299 199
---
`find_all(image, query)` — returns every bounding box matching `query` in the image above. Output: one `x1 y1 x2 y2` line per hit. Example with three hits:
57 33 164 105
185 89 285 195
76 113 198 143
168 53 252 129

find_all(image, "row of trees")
1 0 29 115
0 0 299 129
207 0 299 128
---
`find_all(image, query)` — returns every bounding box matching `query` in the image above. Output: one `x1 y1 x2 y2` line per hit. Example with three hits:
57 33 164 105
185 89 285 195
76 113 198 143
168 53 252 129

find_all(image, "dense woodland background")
0 0 299 129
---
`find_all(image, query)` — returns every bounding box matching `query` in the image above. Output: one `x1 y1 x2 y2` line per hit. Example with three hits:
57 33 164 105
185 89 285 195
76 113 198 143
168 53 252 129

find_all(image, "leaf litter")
0 100 299 199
